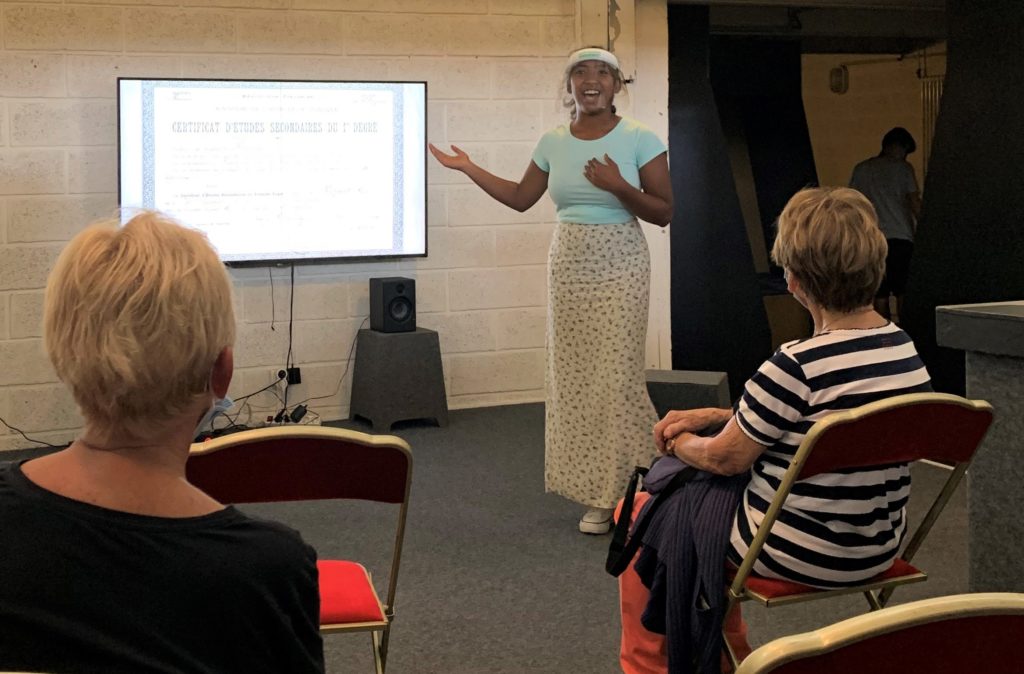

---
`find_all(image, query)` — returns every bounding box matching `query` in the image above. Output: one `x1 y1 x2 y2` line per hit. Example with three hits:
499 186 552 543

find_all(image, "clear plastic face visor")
566 48 620 73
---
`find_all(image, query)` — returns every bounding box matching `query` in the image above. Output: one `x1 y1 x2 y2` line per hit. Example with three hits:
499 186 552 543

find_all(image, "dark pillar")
901 0 1024 394
667 5 772 401
710 37 819 260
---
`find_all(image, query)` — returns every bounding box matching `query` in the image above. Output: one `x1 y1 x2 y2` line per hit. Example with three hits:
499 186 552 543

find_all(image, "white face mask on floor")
193 396 234 439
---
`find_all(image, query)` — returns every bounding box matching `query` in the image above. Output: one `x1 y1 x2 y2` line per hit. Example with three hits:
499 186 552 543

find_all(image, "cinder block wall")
0 0 577 450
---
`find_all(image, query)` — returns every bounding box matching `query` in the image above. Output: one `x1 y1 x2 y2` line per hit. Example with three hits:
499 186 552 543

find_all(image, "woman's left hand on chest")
583 154 628 193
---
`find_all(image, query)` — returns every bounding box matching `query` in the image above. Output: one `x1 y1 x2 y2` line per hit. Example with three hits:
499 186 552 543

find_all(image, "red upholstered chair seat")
739 558 923 600
317 560 386 624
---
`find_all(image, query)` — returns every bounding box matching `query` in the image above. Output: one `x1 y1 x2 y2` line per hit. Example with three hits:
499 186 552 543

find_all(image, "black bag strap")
605 465 647 576
605 464 698 577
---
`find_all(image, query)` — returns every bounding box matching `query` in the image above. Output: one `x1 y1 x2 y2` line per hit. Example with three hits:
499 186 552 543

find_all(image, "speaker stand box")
350 327 449 432
644 369 731 419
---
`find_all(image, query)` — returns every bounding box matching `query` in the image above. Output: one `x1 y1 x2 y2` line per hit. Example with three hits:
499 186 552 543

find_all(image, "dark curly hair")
881 127 917 154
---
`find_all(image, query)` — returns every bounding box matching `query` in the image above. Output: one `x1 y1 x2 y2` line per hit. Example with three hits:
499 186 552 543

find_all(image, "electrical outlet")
286 367 301 385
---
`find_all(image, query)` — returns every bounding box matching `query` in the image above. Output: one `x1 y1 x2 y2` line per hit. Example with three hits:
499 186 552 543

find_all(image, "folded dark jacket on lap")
634 459 749 674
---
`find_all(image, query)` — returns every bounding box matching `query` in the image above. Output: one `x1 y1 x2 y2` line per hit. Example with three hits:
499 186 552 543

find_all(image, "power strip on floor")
250 417 322 428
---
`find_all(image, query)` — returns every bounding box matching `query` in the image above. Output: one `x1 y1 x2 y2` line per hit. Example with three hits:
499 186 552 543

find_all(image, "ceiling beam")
708 6 945 41
668 0 943 11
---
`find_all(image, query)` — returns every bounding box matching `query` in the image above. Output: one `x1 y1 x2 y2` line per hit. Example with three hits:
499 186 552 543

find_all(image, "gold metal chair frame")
189 425 412 674
723 392 994 669
734 592 1024 674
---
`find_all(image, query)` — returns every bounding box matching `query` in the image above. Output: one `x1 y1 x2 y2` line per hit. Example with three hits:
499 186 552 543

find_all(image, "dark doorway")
665 1 948 396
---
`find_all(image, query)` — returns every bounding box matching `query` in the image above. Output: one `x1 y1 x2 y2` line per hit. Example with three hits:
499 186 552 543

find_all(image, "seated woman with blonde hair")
0 212 324 673
618 187 932 673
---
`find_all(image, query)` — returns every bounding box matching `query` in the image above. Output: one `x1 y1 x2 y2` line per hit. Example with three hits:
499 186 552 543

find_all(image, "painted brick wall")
0 0 579 450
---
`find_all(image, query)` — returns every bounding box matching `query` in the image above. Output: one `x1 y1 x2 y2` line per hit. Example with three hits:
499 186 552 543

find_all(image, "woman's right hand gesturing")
427 142 549 213
428 143 473 172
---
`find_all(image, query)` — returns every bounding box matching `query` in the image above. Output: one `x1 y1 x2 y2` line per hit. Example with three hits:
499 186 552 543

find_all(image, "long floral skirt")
544 221 658 509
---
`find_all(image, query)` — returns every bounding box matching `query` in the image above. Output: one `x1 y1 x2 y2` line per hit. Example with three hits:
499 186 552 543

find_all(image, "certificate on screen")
119 79 426 264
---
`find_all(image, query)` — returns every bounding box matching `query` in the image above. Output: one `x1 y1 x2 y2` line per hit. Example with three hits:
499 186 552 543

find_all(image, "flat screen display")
118 78 427 265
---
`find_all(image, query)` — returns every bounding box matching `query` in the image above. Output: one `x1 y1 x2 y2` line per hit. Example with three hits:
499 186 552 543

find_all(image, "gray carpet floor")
4 403 969 673
277 403 968 674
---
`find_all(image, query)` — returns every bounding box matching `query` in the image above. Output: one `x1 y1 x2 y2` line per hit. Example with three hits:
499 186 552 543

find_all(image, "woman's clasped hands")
653 407 731 455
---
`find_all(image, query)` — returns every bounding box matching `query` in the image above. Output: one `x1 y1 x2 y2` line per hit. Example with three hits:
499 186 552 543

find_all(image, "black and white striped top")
728 322 932 588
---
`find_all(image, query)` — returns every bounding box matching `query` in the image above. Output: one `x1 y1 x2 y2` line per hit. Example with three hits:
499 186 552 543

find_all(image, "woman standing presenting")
430 47 673 534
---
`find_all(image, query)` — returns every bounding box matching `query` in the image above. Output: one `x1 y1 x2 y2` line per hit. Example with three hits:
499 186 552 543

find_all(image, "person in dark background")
850 126 922 322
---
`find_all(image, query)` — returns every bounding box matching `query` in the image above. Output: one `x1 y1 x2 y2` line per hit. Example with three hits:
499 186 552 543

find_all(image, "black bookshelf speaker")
369 277 416 333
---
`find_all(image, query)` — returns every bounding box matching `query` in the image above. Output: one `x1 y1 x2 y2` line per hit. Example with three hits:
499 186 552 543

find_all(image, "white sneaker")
579 507 614 535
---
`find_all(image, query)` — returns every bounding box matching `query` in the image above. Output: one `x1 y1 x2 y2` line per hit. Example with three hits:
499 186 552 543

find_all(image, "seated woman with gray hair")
618 187 932 673
0 212 324 673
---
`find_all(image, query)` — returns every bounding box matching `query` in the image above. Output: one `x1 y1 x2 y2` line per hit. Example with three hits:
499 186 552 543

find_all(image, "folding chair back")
187 426 412 674
797 393 993 480
725 393 993 669
734 592 1024 674
187 428 410 504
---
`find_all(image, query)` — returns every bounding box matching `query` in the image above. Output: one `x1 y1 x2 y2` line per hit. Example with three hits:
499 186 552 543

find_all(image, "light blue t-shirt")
531 117 667 224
